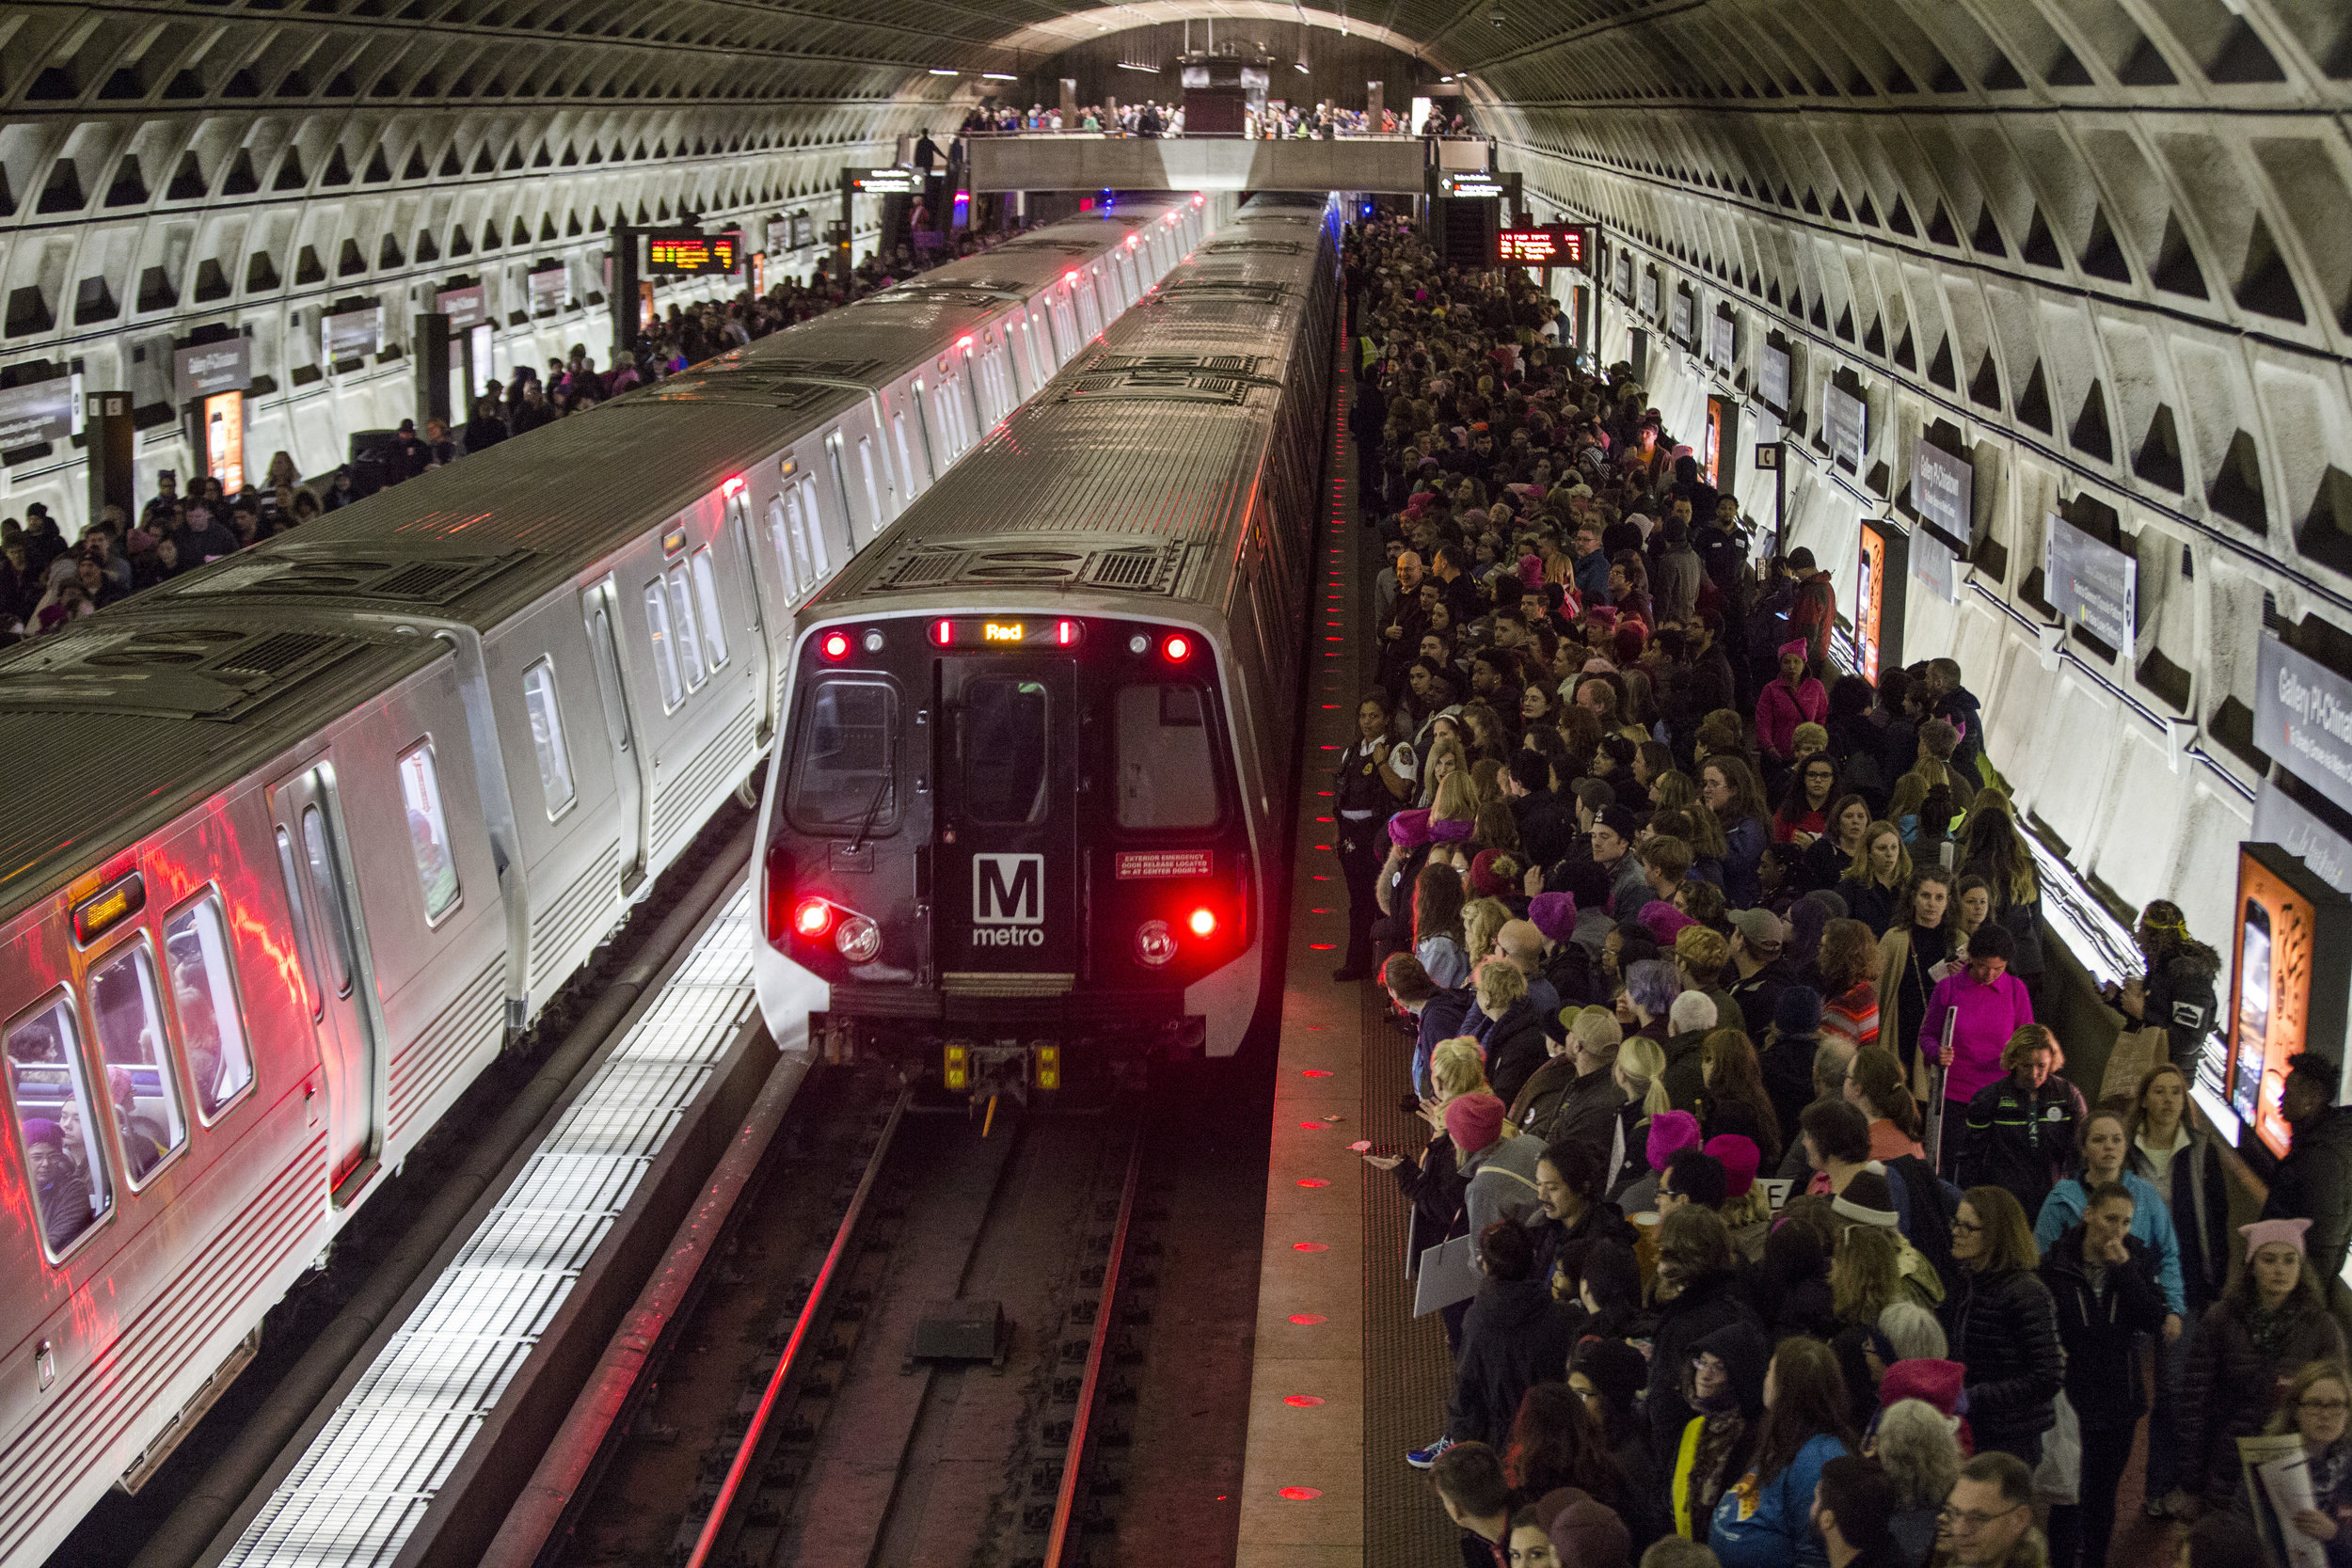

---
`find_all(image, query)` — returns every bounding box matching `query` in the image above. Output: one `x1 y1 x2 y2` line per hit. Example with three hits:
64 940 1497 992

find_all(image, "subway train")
0 190 1225 1567
754 193 1342 1096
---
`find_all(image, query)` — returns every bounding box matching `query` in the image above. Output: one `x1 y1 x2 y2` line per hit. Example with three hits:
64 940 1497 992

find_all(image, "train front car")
755 195 1341 1100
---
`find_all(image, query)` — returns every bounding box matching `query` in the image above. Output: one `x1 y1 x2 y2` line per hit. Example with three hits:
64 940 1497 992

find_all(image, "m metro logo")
972 854 1046 947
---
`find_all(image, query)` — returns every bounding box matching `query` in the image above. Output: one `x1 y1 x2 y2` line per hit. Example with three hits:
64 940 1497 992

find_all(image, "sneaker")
1406 1435 1455 1469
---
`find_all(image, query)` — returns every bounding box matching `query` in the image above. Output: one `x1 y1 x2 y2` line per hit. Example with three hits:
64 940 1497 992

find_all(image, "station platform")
1234 357 1456 1568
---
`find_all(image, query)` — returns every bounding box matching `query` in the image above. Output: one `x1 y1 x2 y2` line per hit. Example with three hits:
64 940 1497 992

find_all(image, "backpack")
1887 1152 1962 1297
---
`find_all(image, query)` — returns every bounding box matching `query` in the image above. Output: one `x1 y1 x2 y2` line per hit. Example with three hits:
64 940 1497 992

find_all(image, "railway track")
545 1098 1160 1568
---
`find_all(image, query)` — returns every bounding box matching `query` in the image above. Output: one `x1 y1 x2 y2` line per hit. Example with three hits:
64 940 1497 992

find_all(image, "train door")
936 655 1078 990
723 486 777 743
581 577 649 892
266 763 381 1200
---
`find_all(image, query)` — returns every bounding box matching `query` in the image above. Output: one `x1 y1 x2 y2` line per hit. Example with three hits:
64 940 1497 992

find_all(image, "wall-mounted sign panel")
2043 511 2137 649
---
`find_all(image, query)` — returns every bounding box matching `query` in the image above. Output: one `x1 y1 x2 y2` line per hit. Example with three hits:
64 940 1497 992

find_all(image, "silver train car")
753 193 1342 1093
0 190 1227 1566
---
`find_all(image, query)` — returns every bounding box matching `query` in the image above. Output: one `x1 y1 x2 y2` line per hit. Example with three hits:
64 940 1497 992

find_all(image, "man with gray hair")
1495 919 1560 1022
1661 990 1718 1111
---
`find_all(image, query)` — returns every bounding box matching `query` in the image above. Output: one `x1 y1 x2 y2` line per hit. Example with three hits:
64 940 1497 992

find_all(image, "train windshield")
1113 684 1220 829
961 676 1050 825
787 677 898 832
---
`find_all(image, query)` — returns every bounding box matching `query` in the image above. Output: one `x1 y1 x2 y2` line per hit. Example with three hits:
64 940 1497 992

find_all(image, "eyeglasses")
2301 1399 2351 1414
1658 1187 1686 1201
1938 1503 2026 1529
1949 1219 1983 1234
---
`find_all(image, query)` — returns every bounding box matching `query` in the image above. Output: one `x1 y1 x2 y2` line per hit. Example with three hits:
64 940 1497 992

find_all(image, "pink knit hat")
1443 1091 1506 1153
1646 1109 1702 1173
1778 638 1810 661
1387 808 1431 851
2241 1217 2312 1256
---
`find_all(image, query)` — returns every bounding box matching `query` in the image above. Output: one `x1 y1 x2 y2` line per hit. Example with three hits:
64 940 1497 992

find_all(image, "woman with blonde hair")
1607 1033 1671 1194
1840 820 1914 935
1419 735 1471 808
1430 767 1479 829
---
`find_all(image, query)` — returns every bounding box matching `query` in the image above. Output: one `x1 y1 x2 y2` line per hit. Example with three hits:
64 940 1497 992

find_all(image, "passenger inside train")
1330 211 2352 1568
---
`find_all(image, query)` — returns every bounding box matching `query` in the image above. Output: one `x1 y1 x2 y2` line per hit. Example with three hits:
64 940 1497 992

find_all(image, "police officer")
1334 691 1416 981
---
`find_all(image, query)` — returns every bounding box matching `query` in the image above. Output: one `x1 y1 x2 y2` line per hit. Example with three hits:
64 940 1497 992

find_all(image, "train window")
893 413 924 498
1113 684 1220 830
690 549 728 672
644 581 685 711
5 996 114 1259
396 747 463 924
824 434 857 544
300 807 358 990
787 679 898 832
275 829 326 1021
765 498 800 594
910 383 940 480
961 676 1050 826
521 658 577 816
87 943 187 1187
1006 326 1028 401
856 437 883 531
163 897 254 1121
664 563 707 690
800 478 830 575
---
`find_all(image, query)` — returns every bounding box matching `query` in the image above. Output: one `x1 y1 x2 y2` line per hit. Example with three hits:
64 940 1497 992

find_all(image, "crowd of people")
0 219 1040 643
1329 213 2352 1568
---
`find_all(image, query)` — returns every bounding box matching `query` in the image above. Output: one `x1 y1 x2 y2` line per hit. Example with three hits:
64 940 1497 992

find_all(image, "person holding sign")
2240 1359 2352 1568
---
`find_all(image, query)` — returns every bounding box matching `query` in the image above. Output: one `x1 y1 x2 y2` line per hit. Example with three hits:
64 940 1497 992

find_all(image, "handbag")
2099 1024 2170 1104
2033 1393 2081 1504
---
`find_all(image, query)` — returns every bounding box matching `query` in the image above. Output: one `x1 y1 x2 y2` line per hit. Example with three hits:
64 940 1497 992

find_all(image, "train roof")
0 611 453 923
805 200 1337 618
129 198 1201 635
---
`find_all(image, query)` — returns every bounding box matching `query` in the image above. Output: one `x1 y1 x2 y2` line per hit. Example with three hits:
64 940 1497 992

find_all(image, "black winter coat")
2040 1228 2169 1430
1447 1275 1580 1447
1645 1270 1762 1465
1548 1064 1626 1170
1941 1266 2063 1451
2184 1292 2349 1504
2263 1104 2352 1286
1472 998 1549 1110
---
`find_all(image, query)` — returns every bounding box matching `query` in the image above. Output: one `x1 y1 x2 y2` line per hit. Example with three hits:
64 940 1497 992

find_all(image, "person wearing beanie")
1665 1316 1772 1542
1833 1167 1947 1311
2182 1216 2348 1509
1538 1486 1633 1568
1572 1337 1666 1549
1446 1090 1547 1275
1756 636 1829 768
1593 803 1649 921
1620 1108 1704 1212
1640 897 1698 949
1921 921 2036 1164
1661 990 1719 1114
1707 1133 1769 1261
1762 985 1828 1143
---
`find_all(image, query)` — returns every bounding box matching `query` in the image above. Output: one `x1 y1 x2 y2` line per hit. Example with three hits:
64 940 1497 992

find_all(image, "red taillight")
1161 633 1192 663
1187 907 1218 938
1057 620 1079 646
819 630 851 660
793 896 835 938
721 474 747 499
931 618 955 646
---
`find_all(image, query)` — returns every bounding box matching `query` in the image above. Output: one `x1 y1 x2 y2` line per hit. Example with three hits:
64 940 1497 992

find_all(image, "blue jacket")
1709 1432 1848 1568
1722 816 1766 909
1410 987 1474 1101
2034 1172 2185 1316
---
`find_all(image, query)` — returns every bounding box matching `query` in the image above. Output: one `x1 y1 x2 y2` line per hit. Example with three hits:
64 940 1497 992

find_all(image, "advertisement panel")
1704 393 1736 496
2231 847 2316 1157
1823 384 1866 474
528 266 567 315
1911 441 1972 602
0 377 76 449
2253 780 2352 897
1855 524 1889 682
203 389 245 493
1639 270 1660 320
1708 313 1734 368
2255 633 2352 821
1615 248 1632 299
435 285 488 332
173 340 251 404
1670 291 1694 345
2043 511 2137 649
1760 342 1791 411
321 306 382 363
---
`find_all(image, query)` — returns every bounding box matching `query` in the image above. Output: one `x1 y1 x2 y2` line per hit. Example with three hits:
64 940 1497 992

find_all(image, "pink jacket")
1918 970 2036 1104
1755 676 1828 762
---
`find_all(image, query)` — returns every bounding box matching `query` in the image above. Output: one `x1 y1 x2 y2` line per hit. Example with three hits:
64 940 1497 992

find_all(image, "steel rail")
1041 1126 1147 1568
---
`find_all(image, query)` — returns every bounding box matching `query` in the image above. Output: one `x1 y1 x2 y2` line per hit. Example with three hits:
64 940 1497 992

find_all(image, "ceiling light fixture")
981 71 1017 80
927 67 959 75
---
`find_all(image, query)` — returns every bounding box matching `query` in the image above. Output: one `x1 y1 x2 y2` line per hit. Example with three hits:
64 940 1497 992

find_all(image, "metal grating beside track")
219 885 760 1568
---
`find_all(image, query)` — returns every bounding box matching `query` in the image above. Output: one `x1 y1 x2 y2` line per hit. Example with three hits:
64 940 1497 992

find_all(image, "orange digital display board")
645 230 742 276
1496 225 1590 270
2231 848 2318 1158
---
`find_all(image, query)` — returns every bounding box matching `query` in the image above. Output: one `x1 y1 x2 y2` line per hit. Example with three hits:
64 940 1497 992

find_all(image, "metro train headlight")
834 913 882 963
1135 919 1178 967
